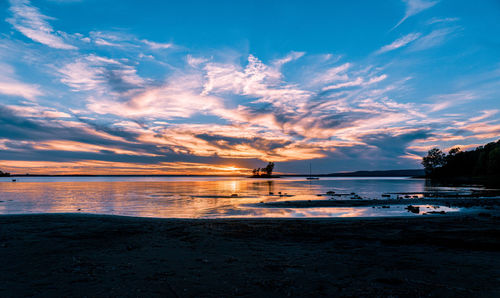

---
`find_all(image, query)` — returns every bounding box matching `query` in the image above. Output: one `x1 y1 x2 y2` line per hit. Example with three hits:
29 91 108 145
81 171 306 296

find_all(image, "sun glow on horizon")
0 160 252 176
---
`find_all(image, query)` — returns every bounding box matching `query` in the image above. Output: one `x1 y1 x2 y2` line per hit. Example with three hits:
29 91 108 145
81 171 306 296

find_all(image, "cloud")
0 160 251 175
0 63 43 100
51 50 476 172
426 91 477 112
377 33 421 54
0 18 495 175
469 110 498 122
7 0 76 50
58 54 145 94
322 77 363 90
309 63 350 85
409 27 456 51
186 55 209 67
394 0 439 29
87 31 134 48
6 105 71 118
404 107 500 154
427 17 459 25
32 140 159 156
86 31 175 51
94 38 123 47
202 54 312 112
86 73 222 119
0 105 134 146
0 81 43 100
50 51 421 166
322 75 387 91
272 51 305 67
141 39 173 50
135 123 327 162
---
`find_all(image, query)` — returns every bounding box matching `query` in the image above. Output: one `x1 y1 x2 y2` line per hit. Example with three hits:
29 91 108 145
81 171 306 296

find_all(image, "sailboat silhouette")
306 163 319 180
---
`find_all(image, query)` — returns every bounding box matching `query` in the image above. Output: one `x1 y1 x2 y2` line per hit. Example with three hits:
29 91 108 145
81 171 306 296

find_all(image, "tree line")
422 139 500 177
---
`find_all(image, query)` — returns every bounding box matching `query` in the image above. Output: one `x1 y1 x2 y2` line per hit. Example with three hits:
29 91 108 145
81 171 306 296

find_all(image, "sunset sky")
0 0 499 175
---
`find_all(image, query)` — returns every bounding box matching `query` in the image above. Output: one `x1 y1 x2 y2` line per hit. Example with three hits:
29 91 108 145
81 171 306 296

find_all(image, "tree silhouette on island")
250 162 280 178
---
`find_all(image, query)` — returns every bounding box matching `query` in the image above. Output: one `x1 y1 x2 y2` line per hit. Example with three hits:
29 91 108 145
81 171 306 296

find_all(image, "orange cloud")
32 140 159 156
0 160 251 175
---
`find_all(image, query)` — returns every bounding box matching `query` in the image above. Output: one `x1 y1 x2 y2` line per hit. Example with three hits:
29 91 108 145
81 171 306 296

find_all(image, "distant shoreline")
6 169 425 178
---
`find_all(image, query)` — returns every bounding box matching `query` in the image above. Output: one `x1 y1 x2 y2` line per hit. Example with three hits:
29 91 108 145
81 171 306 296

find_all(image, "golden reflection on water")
0 177 459 218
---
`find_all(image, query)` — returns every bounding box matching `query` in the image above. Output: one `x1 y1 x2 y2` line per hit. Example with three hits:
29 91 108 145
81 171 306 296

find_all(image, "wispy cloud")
7 0 76 50
409 27 456 51
32 140 159 156
141 39 174 50
87 31 175 50
0 63 43 100
309 63 350 85
0 81 42 100
87 73 221 119
377 33 421 54
186 55 209 67
202 54 312 112
469 110 499 122
393 0 439 29
427 17 459 25
58 54 145 94
273 51 305 67
322 74 387 91
6 104 71 118
426 91 478 112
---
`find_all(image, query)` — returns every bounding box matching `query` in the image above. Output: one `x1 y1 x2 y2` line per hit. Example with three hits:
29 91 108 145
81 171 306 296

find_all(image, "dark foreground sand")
1 213 500 297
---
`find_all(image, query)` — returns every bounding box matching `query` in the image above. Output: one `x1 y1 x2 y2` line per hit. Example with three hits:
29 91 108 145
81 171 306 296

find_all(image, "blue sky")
0 0 499 175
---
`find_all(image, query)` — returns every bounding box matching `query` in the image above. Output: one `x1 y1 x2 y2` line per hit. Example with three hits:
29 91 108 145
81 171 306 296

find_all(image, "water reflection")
0 177 473 218
210 205 460 218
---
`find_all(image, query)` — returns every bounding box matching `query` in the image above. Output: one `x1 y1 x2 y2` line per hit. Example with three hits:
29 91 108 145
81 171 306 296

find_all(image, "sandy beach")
1 212 500 297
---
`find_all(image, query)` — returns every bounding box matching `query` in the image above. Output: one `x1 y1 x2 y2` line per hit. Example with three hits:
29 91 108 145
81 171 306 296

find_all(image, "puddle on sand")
201 204 460 218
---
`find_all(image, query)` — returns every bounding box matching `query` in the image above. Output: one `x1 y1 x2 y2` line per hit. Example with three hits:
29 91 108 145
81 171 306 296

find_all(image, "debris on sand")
425 211 446 215
405 205 420 214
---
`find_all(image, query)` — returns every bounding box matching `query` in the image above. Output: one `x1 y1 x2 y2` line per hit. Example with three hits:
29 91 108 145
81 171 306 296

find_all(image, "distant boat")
306 163 319 180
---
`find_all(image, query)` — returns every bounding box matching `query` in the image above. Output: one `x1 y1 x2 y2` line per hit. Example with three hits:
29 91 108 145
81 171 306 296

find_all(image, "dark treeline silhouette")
326 169 424 177
422 139 500 178
251 162 278 178
0 169 10 177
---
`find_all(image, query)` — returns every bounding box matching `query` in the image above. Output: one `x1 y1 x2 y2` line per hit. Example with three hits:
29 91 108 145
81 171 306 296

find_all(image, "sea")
0 176 478 218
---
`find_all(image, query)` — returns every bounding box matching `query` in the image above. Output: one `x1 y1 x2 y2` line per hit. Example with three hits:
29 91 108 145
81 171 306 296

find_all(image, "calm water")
0 176 464 218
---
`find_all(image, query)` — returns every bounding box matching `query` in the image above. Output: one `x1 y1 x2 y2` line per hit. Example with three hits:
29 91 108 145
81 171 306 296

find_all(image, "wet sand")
1 213 500 297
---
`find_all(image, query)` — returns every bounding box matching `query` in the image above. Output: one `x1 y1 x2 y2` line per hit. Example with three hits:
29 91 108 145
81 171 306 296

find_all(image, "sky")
0 0 499 175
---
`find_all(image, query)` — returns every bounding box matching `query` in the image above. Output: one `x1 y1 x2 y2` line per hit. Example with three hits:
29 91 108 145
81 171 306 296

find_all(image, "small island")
249 162 280 178
0 169 10 177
